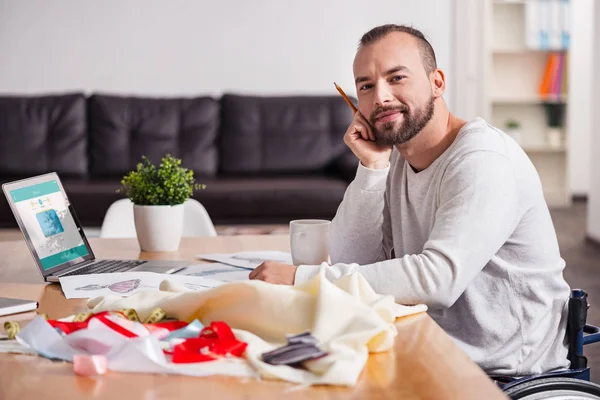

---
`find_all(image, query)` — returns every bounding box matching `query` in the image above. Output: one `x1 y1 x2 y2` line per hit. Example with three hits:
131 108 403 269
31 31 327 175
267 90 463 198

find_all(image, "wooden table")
0 236 507 399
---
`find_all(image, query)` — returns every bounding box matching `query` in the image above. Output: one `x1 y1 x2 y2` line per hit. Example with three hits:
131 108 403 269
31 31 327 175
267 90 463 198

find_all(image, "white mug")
289 219 331 266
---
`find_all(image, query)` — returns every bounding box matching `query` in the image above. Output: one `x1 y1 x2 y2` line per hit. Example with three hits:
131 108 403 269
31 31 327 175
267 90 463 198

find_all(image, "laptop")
2 173 189 283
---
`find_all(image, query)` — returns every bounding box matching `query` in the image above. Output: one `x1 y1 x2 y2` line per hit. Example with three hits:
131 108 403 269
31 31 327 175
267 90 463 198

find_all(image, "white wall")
567 0 594 196
0 0 452 104
587 0 600 241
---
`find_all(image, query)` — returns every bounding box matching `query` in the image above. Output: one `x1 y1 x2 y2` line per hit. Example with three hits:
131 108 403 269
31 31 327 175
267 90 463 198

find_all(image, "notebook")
0 297 38 317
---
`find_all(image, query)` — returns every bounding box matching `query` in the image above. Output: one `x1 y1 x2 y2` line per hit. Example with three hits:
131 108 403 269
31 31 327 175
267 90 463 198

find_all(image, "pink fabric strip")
73 354 108 376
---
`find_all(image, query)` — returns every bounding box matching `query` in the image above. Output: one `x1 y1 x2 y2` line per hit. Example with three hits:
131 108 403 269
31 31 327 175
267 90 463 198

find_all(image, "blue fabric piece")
163 320 204 341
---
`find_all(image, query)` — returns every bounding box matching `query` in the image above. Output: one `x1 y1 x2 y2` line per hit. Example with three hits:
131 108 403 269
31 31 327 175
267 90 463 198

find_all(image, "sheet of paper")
175 263 250 282
59 272 224 299
0 339 38 355
197 251 293 270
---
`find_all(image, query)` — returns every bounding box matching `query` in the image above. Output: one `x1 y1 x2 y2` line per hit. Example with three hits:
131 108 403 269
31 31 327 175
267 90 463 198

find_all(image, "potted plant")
119 154 205 252
504 119 522 144
543 101 566 149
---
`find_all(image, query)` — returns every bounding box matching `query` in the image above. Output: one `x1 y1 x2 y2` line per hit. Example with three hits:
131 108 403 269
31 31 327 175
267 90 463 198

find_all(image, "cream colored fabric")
87 270 427 386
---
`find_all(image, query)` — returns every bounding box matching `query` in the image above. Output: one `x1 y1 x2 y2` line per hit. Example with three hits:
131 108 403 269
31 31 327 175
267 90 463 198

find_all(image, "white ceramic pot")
133 204 184 252
546 127 563 149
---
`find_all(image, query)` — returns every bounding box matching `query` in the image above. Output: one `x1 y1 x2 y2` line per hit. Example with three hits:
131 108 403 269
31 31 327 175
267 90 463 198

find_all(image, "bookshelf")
483 0 571 207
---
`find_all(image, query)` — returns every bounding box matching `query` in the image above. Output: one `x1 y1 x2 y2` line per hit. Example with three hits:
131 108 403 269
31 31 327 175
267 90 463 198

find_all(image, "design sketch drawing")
75 279 141 294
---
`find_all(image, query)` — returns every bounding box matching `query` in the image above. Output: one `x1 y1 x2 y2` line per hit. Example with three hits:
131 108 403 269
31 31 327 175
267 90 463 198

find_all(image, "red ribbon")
48 311 117 334
48 320 89 335
171 321 247 363
92 313 138 338
48 312 188 337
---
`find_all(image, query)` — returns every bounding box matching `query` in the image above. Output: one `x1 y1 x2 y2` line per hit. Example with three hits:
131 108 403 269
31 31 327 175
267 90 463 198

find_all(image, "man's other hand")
249 261 298 285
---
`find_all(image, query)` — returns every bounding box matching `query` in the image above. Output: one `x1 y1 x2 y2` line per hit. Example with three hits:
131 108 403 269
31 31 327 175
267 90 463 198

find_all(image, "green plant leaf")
118 154 206 205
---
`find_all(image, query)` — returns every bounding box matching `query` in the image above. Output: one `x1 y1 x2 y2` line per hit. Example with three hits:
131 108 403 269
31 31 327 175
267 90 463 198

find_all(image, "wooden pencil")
334 82 358 113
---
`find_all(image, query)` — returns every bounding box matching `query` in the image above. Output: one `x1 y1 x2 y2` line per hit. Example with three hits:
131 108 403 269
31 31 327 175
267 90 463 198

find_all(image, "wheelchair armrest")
583 324 600 345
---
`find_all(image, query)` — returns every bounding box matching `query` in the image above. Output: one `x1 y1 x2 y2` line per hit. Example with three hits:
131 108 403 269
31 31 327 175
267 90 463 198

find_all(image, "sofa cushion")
0 93 87 177
219 94 354 175
88 94 220 178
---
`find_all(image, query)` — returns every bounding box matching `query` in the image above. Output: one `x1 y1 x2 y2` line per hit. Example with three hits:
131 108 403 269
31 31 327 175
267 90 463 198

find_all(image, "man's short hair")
359 24 437 75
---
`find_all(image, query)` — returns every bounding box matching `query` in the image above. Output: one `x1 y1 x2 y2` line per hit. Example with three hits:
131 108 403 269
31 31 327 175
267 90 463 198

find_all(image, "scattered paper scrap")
0 339 37 355
198 251 293 270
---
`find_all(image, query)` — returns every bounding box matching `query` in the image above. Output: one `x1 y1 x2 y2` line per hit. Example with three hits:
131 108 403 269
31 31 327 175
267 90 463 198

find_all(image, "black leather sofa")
0 92 358 228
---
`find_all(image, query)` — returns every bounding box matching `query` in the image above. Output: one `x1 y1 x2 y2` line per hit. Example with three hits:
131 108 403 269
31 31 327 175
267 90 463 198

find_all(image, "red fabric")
171 321 247 363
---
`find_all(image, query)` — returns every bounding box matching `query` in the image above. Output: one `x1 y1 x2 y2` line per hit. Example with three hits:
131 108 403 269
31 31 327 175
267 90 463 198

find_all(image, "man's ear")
431 68 446 98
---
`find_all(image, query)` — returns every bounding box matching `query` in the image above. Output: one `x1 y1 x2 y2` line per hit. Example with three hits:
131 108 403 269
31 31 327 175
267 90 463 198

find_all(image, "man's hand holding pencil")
334 83 392 170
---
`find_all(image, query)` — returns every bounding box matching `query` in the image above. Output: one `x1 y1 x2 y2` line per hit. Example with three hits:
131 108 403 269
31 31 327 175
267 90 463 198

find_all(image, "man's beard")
369 96 435 145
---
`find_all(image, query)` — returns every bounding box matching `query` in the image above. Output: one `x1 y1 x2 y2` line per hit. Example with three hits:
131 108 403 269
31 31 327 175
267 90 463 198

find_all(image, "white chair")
99 198 217 238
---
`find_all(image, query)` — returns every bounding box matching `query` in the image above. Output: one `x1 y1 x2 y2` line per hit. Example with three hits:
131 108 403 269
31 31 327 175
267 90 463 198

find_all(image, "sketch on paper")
176 263 250 282
59 272 225 299
75 279 142 294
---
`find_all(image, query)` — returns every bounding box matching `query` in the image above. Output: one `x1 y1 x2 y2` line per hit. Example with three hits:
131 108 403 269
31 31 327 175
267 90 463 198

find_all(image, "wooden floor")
1 202 600 380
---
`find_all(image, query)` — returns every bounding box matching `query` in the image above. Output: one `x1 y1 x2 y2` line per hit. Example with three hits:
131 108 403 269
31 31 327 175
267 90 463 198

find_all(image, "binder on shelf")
560 0 571 49
550 0 562 50
525 0 571 51
525 0 539 49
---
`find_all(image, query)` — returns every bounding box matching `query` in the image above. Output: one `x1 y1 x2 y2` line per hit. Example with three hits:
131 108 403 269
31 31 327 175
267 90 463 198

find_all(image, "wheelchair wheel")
504 377 600 399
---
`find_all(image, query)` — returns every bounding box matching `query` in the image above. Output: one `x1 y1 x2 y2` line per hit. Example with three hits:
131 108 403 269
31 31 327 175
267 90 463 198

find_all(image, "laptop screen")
9 179 90 271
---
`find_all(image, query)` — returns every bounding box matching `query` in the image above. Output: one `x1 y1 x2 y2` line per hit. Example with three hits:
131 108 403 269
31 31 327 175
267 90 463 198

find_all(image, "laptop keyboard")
61 260 148 277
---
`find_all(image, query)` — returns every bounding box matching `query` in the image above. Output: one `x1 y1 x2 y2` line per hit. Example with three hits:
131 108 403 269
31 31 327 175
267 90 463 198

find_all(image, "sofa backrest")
0 92 356 180
219 94 354 175
88 94 220 178
0 93 88 178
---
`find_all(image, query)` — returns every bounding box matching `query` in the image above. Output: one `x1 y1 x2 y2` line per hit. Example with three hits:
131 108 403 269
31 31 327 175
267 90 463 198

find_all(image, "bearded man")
250 24 571 377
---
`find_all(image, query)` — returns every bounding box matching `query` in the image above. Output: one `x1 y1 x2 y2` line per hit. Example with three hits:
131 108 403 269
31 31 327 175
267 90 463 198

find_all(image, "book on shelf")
539 51 568 103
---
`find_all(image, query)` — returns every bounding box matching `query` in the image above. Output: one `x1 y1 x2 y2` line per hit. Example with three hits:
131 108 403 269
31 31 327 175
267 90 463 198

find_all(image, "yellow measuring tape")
4 321 20 340
72 312 93 322
3 308 168 339
142 308 166 324
118 309 141 322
